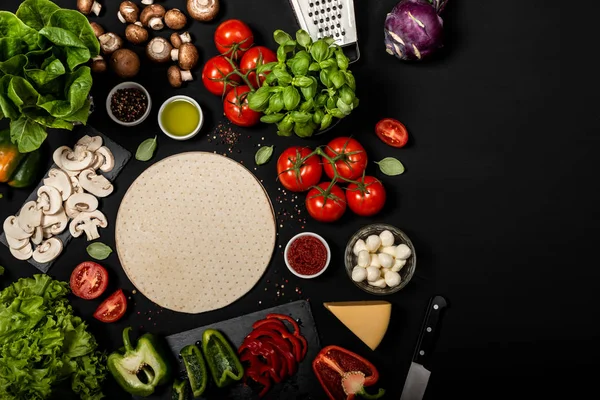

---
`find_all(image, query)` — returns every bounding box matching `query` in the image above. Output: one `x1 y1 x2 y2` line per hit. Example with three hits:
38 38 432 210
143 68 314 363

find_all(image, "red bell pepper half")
312 345 385 400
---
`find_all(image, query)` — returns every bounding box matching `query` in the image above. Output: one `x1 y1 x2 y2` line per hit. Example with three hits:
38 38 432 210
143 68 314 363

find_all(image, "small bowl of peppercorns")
106 81 151 126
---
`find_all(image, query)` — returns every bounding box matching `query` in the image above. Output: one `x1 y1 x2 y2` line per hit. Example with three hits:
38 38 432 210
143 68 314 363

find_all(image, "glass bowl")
344 223 416 295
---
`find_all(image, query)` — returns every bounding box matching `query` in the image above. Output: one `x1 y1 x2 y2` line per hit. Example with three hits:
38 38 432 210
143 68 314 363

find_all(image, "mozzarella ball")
381 267 391 276
357 250 370 267
384 270 402 287
369 253 381 268
378 253 394 268
395 243 412 260
365 235 382 252
352 266 367 282
353 239 367 256
366 266 380 282
379 230 394 247
380 246 397 257
369 278 387 288
392 258 406 272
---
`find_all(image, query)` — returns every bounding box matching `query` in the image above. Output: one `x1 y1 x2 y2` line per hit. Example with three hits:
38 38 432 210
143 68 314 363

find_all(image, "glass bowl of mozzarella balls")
344 223 416 295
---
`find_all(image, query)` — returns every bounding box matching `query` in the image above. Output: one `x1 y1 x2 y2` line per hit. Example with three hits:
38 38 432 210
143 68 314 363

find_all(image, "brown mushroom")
146 36 172 63
125 22 149 45
91 55 106 73
164 8 187 30
187 0 219 22
168 66 193 88
171 42 199 70
118 1 139 24
141 0 154 4
110 49 140 78
140 4 166 30
90 22 104 38
99 32 123 55
77 0 102 16
170 32 192 49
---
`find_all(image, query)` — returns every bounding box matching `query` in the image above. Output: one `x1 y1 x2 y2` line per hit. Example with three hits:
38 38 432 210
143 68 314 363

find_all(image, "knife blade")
399 295 448 400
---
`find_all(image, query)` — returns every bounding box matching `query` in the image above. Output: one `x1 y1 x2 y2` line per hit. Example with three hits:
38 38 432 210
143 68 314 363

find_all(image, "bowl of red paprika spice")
284 232 331 279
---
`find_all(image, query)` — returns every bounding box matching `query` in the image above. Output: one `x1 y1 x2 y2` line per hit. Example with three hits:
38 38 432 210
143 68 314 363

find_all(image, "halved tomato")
375 118 409 148
93 289 127 323
70 261 109 300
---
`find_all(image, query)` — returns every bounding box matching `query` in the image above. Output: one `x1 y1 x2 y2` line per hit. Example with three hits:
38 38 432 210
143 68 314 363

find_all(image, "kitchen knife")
399 295 448 400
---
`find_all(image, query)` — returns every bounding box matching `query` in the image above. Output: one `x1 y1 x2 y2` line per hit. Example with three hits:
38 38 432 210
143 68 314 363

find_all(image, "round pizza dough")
115 152 276 313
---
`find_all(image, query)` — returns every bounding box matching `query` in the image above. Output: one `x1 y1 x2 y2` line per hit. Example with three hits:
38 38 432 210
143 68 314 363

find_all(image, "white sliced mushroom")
378 253 394 269
379 230 395 247
10 242 33 260
17 201 43 233
94 146 115 172
78 169 114 197
351 266 367 282
366 266 380 282
365 235 382 252
36 186 63 215
357 250 370 268
65 193 99 219
41 209 68 235
43 168 73 201
352 239 367 256
32 237 63 263
3 216 32 240
31 226 43 245
60 148 95 171
6 234 30 250
69 210 108 241
42 226 54 239
71 175 84 194
395 244 412 260
76 135 103 152
52 146 82 175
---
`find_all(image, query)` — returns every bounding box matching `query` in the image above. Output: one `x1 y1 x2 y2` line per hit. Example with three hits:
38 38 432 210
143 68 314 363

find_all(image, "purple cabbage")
384 0 447 61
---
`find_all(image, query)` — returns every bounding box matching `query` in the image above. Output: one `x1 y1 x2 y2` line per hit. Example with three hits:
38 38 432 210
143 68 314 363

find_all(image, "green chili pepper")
202 329 244 388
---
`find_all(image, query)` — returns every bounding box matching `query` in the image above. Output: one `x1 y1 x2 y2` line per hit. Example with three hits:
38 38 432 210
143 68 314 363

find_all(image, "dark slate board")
140 300 324 400
0 125 131 272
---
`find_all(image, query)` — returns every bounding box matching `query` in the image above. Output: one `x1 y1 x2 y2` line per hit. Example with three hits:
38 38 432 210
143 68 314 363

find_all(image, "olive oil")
161 99 200 136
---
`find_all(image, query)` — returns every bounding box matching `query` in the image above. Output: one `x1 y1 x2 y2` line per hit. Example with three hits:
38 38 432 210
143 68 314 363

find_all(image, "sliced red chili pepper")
296 332 308 360
251 320 304 362
245 365 272 398
266 313 300 336
261 336 297 377
240 349 281 384
242 339 283 383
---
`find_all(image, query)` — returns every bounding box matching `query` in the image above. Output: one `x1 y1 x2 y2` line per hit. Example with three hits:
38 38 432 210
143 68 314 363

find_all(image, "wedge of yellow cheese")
323 301 391 350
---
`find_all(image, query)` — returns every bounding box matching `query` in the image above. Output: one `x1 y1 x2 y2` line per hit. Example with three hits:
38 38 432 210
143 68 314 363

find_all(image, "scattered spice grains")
274 187 308 231
206 121 242 154
110 88 147 122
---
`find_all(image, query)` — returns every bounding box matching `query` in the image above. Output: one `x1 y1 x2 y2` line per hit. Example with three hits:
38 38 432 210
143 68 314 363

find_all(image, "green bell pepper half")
180 344 208 398
202 328 244 388
107 327 172 397
171 378 190 400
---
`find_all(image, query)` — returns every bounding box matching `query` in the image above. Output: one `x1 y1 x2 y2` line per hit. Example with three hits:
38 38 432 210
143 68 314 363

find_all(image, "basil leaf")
283 40 297 53
315 94 327 107
353 98 360 108
294 122 314 138
343 71 356 91
256 61 277 75
320 69 332 87
248 87 271 111
319 59 337 69
326 96 337 110
277 114 294 135
277 45 287 63
277 129 292 137
320 113 333 130
331 70 346 89
301 77 318 100
274 30 292 45
310 40 329 63
274 69 292 86
290 111 312 124
299 99 314 112
268 92 284 113
376 157 405 176
283 86 301 111
296 29 312 48
329 108 346 119
260 113 285 123
313 109 324 125
255 145 274 165
135 136 157 161
336 48 349 70
324 37 336 46
339 85 355 105
309 62 321 72
336 98 353 115
290 57 309 76
266 71 278 84
293 76 313 88
86 242 113 260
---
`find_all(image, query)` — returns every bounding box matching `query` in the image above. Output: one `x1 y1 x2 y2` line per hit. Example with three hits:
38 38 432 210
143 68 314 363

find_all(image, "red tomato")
223 85 261 127
201 55 242 96
323 137 368 180
214 19 254 59
240 46 277 88
346 176 387 217
93 289 127 323
305 182 347 223
375 118 409 148
70 261 109 300
277 146 322 192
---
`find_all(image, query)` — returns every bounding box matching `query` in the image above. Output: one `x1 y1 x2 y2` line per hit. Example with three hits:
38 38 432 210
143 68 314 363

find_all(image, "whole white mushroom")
366 266 380 282
379 230 395 247
378 253 394 268
352 266 367 282
357 250 371 267
384 270 402 287
353 239 367 256
365 235 382 252
395 243 412 260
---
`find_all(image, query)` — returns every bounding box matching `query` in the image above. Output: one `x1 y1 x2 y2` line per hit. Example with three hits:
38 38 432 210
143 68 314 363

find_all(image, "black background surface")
0 1 590 399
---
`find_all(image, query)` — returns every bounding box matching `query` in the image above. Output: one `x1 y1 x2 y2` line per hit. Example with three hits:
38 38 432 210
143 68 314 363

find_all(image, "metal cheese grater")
288 0 360 63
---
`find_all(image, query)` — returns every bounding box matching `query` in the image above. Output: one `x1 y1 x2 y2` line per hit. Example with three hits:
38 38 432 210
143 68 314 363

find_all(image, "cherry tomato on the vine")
214 19 254 59
346 176 387 217
277 147 322 192
375 118 409 148
223 85 261 127
240 46 277 88
202 55 242 96
323 137 368 180
305 182 347 223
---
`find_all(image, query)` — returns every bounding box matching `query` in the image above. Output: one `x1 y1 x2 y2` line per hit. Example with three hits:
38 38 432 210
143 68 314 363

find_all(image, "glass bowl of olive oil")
158 95 203 140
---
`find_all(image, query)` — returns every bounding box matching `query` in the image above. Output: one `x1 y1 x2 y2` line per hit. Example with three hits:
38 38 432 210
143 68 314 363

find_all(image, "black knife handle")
412 295 448 366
